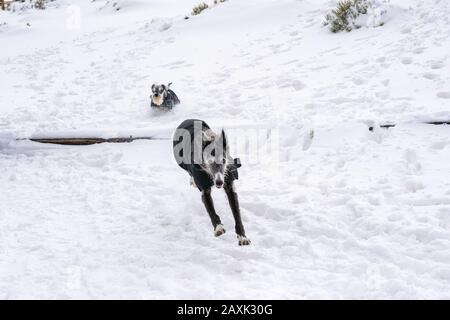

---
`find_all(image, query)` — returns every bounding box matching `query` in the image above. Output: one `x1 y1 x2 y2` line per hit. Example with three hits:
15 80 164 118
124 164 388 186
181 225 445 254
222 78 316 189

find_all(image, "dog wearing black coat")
150 83 180 111
173 119 251 246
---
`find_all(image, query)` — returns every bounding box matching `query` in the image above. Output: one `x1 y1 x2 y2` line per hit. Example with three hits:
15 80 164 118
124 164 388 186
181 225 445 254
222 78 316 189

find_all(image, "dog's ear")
202 129 216 142
168 82 173 88
151 84 156 92
161 84 168 97
220 129 229 153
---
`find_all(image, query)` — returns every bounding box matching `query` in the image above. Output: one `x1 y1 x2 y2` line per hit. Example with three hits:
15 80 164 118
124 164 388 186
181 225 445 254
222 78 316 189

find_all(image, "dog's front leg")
201 188 226 237
224 182 251 246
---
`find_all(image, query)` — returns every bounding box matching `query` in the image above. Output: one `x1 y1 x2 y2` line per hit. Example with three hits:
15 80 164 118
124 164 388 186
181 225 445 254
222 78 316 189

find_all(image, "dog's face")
151 84 167 106
202 129 230 189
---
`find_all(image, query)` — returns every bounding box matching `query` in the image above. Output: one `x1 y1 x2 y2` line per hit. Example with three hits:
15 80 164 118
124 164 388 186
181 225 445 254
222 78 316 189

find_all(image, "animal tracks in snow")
436 91 450 99
2 0 450 300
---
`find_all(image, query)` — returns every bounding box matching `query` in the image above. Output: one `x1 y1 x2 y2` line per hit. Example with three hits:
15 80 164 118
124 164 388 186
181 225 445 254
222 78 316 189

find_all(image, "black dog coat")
173 119 241 191
151 89 180 110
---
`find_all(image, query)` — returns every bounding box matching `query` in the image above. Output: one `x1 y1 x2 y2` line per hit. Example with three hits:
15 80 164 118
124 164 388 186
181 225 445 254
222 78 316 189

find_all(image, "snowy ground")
1 0 450 299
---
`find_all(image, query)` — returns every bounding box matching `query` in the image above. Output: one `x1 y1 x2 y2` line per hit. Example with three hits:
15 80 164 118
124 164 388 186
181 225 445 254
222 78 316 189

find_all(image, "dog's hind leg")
201 188 226 237
224 182 251 246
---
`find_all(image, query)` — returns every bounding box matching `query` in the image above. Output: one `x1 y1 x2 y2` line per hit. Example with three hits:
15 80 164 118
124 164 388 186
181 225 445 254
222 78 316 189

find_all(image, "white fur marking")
190 176 197 188
151 95 164 106
237 235 251 245
214 224 226 236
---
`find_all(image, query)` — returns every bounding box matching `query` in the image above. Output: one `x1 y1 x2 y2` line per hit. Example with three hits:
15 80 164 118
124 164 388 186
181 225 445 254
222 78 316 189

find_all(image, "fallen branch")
425 121 450 126
28 136 167 145
369 121 450 131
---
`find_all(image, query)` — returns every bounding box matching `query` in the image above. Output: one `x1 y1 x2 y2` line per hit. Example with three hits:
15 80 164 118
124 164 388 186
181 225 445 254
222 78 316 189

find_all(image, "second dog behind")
150 82 180 111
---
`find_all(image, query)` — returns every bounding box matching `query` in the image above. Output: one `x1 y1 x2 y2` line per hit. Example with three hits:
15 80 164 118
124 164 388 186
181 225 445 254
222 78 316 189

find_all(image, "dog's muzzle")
151 94 164 106
214 173 224 188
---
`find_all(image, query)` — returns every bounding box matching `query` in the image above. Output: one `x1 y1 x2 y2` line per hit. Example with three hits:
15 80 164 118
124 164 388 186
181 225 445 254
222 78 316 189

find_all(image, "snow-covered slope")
1 0 450 299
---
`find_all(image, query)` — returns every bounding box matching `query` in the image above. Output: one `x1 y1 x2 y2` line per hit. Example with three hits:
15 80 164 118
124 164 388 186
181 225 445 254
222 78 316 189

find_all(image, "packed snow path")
1 0 450 299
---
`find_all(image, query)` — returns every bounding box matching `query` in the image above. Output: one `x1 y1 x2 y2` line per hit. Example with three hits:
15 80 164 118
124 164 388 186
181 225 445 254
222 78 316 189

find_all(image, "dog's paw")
237 235 251 246
214 224 226 237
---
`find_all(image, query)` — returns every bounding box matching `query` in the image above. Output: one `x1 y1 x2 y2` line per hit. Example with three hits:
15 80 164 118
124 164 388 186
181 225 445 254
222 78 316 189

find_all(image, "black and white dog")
150 83 180 110
173 119 251 246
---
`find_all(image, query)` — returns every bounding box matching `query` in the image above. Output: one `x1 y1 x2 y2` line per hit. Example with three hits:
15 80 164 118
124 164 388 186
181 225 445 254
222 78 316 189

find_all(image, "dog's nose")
215 180 224 188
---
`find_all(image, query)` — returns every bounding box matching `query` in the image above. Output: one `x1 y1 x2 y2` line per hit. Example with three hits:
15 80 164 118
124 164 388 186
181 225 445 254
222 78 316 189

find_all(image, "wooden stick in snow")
28 136 168 145
369 121 450 131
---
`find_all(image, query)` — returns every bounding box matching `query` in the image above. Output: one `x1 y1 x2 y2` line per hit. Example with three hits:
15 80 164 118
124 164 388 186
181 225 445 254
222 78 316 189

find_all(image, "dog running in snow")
173 119 251 246
150 83 180 111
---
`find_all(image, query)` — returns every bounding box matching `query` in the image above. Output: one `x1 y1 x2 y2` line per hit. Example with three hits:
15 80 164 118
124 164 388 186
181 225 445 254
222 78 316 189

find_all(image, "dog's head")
151 83 172 106
202 129 231 189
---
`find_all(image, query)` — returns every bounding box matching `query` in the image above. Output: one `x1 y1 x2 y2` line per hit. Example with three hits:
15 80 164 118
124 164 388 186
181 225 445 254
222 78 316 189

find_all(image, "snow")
1 0 450 299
